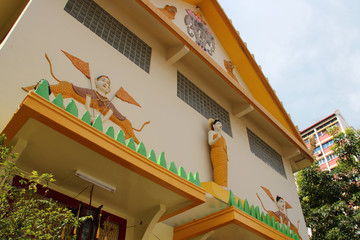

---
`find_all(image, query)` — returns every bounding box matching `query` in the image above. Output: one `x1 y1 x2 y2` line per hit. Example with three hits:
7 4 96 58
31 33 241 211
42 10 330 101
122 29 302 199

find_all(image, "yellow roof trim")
182 0 203 4
174 206 293 239
201 181 243 205
135 0 312 162
198 0 301 140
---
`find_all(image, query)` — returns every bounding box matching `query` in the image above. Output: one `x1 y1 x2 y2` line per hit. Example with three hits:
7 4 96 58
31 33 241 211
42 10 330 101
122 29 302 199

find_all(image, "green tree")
297 127 360 239
0 134 88 239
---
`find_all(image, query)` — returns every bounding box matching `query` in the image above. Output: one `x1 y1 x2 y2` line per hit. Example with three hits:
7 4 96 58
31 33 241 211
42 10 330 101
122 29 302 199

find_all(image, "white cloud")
218 0 360 130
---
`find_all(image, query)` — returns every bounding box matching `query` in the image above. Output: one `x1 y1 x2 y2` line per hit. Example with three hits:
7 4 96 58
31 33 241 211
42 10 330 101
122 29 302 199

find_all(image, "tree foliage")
297 127 360 239
0 134 88 239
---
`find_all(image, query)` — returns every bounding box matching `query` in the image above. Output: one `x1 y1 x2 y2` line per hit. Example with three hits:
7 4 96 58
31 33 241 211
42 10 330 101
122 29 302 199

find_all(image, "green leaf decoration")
250 205 256 218
271 216 276 228
168 161 177 174
294 234 300 240
178 167 187 179
227 190 236 206
136 142 147 157
35 79 50 100
52 93 63 108
92 115 103 132
106 126 115 138
281 223 286 234
194 172 201 187
157 152 167 168
148 150 156 162
290 230 295 238
243 199 250 214
260 211 265 223
237 199 243 211
115 130 125 144
65 99 78 117
255 206 261 220
81 111 91 125
187 172 196 184
275 222 280 231
286 226 291 236
265 213 271 226
126 138 136 150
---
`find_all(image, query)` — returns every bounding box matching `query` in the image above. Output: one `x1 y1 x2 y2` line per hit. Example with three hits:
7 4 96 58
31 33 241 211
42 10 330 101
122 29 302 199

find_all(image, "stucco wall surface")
0 0 308 239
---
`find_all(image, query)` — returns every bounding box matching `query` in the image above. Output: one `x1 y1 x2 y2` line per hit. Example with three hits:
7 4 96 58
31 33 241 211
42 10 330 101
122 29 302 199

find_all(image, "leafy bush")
0 134 88 239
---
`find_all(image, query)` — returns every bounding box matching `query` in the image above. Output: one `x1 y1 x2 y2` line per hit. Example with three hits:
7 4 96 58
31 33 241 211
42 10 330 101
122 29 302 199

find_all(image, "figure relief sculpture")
22 50 149 144
208 118 228 188
158 5 177 21
224 60 238 82
184 9 215 56
257 186 302 239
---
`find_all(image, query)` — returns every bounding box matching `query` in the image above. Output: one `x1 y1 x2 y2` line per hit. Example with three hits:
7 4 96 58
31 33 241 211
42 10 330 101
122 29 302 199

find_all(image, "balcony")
2 82 302 240
165 182 301 240
2 86 206 238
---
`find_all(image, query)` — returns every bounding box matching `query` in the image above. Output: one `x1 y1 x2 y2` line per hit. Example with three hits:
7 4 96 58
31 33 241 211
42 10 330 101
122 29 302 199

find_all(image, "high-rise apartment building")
300 110 350 171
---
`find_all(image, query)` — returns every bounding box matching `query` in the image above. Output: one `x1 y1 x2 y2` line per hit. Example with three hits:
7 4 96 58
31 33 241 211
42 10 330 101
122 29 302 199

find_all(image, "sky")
218 0 360 131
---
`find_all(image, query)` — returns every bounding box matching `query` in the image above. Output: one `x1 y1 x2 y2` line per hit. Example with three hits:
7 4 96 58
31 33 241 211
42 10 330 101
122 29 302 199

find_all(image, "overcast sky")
218 0 360 131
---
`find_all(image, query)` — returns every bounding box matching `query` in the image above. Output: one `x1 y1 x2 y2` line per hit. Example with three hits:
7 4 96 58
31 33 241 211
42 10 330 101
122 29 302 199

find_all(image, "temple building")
0 0 313 239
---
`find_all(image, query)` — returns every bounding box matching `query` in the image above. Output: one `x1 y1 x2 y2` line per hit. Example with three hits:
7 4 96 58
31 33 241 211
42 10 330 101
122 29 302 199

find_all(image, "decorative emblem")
224 60 238 81
158 5 177 21
184 9 215 56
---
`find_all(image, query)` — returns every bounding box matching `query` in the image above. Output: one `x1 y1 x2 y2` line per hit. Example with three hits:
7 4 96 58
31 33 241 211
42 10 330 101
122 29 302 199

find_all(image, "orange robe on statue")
210 133 228 187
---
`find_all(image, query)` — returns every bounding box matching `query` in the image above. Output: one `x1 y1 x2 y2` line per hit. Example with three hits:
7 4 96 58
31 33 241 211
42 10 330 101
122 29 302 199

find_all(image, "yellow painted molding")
201 181 243 205
183 0 204 5
198 0 299 137
2 92 206 220
174 206 293 240
135 0 313 164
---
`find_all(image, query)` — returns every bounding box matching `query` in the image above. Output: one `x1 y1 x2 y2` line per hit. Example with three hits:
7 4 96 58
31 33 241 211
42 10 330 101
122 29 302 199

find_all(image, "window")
302 130 315 139
318 131 323 137
64 0 152 72
327 154 337 161
177 71 232 136
304 139 309 144
317 157 327 166
247 129 286 178
314 146 321 154
322 140 334 149
316 118 337 131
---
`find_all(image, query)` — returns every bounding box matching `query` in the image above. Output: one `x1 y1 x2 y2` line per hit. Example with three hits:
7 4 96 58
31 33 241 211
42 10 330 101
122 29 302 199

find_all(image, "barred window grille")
177 71 232 136
64 0 152 73
247 128 286 178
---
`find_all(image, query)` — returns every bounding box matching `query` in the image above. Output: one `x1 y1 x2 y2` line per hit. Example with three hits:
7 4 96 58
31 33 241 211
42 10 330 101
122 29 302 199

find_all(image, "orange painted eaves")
182 0 203 4
183 0 304 146
135 0 312 162
2 92 206 220
198 0 302 141
174 206 293 240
